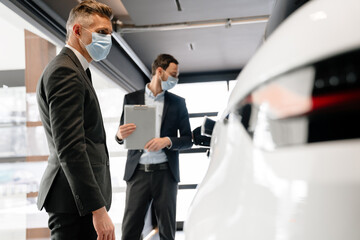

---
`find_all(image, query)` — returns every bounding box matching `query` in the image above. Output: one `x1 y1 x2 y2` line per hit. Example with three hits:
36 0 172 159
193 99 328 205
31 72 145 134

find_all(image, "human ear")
157 67 163 74
73 24 81 36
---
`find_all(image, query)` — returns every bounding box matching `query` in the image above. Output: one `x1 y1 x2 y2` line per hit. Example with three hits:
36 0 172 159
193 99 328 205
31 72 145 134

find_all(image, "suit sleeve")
46 66 106 216
119 94 127 126
115 95 127 144
168 98 193 150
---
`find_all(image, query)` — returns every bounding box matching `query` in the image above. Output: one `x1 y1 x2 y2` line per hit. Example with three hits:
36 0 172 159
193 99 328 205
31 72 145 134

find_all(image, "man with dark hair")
36 1 115 239
116 54 193 240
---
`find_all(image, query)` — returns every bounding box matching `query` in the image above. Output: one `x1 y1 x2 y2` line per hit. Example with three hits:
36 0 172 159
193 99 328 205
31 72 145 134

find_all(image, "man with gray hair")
36 1 115 239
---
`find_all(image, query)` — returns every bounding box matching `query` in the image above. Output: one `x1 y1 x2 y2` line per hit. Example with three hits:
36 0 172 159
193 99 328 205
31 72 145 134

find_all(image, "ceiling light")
175 0 182 11
189 43 194 51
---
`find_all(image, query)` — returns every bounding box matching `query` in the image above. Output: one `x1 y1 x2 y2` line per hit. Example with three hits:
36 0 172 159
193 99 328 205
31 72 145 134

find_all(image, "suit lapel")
61 47 93 89
162 91 170 125
61 48 109 156
134 90 145 104
61 48 100 107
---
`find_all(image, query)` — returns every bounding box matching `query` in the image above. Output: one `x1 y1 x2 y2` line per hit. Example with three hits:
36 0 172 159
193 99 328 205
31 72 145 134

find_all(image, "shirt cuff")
115 135 124 144
166 137 172 149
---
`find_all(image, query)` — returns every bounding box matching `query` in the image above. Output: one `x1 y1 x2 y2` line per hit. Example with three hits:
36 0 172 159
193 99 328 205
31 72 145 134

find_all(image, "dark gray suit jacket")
36 47 111 216
118 89 193 182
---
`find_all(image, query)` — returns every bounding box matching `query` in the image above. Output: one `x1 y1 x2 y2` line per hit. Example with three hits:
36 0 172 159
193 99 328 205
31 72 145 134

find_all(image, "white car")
185 0 360 239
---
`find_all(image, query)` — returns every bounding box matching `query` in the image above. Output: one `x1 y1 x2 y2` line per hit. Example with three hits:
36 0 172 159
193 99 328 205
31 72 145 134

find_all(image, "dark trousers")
48 212 97 240
121 168 178 240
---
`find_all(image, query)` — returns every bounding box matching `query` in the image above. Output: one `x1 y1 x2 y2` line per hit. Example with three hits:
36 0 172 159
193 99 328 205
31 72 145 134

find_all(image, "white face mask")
161 72 179 91
80 27 112 62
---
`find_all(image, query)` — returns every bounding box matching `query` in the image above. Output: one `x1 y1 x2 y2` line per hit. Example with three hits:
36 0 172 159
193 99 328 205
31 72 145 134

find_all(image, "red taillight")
311 89 360 111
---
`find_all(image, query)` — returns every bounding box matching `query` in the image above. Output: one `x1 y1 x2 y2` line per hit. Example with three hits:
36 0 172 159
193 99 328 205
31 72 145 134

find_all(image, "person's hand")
144 137 171 152
92 207 115 240
116 123 136 140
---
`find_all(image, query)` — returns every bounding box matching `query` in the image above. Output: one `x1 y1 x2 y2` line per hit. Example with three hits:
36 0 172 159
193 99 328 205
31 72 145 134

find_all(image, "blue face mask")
161 74 179 91
81 28 112 62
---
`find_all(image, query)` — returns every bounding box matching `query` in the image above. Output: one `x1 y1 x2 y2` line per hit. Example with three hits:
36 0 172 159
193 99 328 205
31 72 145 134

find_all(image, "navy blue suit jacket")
119 89 193 182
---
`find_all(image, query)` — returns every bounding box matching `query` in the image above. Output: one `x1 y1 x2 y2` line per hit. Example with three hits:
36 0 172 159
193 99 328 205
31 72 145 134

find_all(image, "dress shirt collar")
65 44 90 71
145 83 165 100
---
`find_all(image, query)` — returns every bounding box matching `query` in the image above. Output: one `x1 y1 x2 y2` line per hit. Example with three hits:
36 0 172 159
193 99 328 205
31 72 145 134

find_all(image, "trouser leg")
122 171 152 240
152 170 178 240
48 212 97 240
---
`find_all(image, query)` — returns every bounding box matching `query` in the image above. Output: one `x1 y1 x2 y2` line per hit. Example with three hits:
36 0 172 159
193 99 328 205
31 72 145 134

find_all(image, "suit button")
139 150 143 153
75 195 80 200
106 161 109 166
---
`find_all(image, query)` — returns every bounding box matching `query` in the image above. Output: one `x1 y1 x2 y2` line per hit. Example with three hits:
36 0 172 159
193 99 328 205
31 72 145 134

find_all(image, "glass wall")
170 80 236 225
0 2 128 238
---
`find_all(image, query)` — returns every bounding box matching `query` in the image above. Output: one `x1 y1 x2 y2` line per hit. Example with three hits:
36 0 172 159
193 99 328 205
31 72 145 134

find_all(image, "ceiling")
3 0 277 90
112 0 275 77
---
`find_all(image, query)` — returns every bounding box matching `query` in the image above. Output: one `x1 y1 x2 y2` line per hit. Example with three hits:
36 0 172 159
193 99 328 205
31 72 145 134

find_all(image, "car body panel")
185 0 360 239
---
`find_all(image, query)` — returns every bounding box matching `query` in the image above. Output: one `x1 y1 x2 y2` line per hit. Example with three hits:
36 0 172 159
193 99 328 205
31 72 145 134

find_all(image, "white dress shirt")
139 84 169 165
